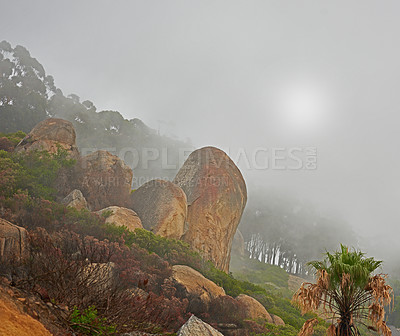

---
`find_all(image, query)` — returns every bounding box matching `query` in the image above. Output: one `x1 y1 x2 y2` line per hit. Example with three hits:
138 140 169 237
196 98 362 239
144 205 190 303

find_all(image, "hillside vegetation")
1 41 396 336
0 133 325 335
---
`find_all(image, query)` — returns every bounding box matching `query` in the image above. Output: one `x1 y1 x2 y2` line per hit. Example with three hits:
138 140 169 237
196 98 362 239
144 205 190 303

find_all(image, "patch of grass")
231 257 289 289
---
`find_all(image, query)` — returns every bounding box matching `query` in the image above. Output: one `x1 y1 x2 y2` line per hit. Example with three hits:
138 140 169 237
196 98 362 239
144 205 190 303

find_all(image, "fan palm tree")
292 245 393 336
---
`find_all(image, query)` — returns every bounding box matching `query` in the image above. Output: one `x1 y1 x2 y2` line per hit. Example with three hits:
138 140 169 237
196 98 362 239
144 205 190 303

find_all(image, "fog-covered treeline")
0 40 191 184
240 188 357 276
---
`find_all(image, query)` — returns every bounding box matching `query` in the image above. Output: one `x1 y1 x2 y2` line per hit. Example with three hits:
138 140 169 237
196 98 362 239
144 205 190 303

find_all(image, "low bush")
70 306 116 336
0 147 75 200
7 227 188 334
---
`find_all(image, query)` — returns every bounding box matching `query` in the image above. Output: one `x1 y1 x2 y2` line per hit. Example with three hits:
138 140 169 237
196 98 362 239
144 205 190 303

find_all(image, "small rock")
96 206 143 232
271 314 285 326
61 189 88 210
236 294 273 323
171 265 225 305
178 315 224 336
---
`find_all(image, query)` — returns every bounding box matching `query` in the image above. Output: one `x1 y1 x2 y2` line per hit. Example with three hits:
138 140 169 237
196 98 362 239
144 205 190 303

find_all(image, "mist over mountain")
1 1 400 334
2 1 399 276
0 40 192 185
1 37 399 276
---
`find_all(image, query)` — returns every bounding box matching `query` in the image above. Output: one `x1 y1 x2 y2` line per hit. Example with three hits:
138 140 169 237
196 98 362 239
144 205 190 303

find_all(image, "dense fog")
2 1 400 274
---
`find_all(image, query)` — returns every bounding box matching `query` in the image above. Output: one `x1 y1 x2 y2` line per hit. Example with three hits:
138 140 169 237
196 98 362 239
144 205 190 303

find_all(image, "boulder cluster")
2 118 285 330
15 118 247 273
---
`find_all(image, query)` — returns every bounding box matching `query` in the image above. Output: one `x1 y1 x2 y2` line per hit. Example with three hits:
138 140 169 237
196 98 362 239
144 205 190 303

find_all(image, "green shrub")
255 322 298 336
0 147 75 200
102 227 314 332
231 257 289 289
101 209 114 218
70 306 116 335
0 131 26 146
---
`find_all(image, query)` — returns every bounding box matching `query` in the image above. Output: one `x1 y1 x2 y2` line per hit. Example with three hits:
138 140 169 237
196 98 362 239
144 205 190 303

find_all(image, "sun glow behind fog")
275 80 331 135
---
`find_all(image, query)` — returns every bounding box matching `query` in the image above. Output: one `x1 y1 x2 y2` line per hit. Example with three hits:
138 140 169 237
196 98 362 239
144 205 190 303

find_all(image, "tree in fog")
0 40 54 132
241 190 356 275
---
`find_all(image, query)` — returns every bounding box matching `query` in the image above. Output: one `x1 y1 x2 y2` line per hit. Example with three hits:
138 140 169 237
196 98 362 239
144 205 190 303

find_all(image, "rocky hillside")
11 118 246 271
0 119 324 335
0 41 327 335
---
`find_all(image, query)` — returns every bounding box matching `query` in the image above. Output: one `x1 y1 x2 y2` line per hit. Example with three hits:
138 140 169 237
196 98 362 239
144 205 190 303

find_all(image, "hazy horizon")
2 1 400 270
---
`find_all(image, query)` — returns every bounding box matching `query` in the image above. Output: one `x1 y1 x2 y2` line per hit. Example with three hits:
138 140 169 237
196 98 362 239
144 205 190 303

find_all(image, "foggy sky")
2 1 400 266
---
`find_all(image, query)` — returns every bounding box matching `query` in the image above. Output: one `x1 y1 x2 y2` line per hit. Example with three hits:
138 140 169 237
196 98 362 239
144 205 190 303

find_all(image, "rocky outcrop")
173 146 247 272
129 179 187 239
178 315 224 336
231 230 245 257
271 314 285 326
15 118 79 159
235 294 273 323
61 189 88 210
96 206 143 232
0 218 28 262
0 297 52 336
77 150 133 211
171 265 225 304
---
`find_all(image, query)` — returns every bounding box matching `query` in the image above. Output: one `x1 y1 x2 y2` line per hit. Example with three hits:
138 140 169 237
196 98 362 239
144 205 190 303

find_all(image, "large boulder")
235 294 273 323
171 265 225 304
129 179 187 239
77 150 133 211
178 315 224 336
61 189 88 210
173 147 247 272
15 118 79 159
96 206 143 232
0 218 28 262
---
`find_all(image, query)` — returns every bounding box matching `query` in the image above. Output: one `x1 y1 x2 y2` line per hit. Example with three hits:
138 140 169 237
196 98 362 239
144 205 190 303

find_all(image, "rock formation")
173 146 247 272
61 189 88 210
96 206 143 232
15 118 79 159
0 218 28 262
129 179 187 239
235 294 273 323
171 265 225 304
77 150 133 211
177 315 224 336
